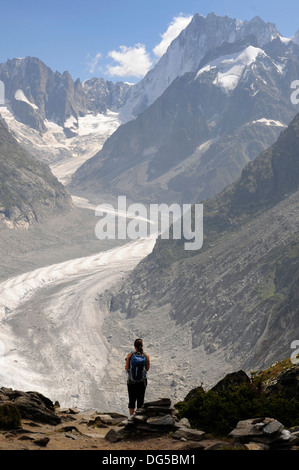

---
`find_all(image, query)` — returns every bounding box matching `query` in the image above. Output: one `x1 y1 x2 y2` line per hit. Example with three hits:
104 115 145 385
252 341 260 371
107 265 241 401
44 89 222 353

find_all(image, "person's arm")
125 352 131 371
146 354 150 371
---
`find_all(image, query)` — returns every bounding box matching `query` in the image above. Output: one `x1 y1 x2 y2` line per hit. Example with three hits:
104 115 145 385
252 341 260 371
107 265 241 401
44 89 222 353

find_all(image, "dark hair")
134 338 144 354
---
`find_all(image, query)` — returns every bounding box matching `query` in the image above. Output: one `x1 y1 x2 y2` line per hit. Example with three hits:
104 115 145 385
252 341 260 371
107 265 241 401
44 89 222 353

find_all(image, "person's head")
134 338 144 354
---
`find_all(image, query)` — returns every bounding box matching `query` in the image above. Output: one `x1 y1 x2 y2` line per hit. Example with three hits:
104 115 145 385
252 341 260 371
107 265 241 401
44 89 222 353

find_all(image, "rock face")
264 365 299 400
118 13 281 121
0 57 129 130
211 370 250 394
108 114 299 376
0 117 72 229
0 387 61 425
72 14 299 205
229 418 299 450
83 77 130 115
0 57 129 166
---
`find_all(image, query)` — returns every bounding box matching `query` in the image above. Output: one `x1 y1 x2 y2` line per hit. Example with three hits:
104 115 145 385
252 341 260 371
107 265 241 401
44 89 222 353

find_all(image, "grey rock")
211 370 250 394
104 427 129 443
180 441 205 451
146 406 176 416
229 418 267 441
262 420 284 435
229 418 296 448
177 418 191 428
143 398 171 408
33 437 50 447
133 414 147 423
0 387 61 425
173 427 205 441
97 414 114 425
147 415 175 427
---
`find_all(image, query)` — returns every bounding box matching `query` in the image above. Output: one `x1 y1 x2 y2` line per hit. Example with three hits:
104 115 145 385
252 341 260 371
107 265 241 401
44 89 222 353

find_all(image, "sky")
0 0 299 83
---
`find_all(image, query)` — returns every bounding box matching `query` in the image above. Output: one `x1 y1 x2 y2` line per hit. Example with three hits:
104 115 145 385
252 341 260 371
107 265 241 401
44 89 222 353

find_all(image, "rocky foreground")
0 364 298 451
0 390 228 451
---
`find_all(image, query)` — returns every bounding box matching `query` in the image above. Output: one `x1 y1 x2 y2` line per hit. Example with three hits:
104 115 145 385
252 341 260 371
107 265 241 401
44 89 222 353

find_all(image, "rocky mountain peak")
0 117 72 230
118 12 283 122
292 30 299 45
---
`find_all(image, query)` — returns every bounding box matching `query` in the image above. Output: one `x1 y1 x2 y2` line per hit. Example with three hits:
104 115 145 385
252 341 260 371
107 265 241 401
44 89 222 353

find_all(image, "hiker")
125 338 150 417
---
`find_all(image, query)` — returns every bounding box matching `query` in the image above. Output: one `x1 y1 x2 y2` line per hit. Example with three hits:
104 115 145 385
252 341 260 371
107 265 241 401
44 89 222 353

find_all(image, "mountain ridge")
72 30 299 204
0 117 72 229
106 112 299 377
0 57 129 169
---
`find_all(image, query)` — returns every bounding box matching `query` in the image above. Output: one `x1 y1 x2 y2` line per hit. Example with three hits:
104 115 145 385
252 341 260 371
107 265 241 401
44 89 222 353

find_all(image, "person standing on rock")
125 338 150 417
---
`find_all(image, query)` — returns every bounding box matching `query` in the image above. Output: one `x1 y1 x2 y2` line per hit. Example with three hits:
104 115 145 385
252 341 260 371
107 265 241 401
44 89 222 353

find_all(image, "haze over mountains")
109 112 299 377
72 14 299 204
0 13 299 203
0 12 298 410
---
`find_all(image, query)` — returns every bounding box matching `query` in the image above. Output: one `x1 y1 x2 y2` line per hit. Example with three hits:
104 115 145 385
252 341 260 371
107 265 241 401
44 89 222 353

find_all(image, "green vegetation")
256 274 276 301
175 361 299 436
251 357 297 385
0 404 21 430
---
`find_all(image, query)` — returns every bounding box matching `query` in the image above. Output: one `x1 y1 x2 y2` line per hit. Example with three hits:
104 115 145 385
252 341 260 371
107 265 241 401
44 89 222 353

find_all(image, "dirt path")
0 408 232 451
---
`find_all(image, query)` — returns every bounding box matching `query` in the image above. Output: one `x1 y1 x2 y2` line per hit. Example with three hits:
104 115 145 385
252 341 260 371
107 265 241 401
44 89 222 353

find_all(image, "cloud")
86 52 102 74
106 43 153 78
86 15 192 80
153 14 193 58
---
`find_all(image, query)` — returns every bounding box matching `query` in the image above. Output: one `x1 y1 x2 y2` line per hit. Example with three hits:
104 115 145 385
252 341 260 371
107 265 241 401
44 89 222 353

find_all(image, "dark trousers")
127 380 147 410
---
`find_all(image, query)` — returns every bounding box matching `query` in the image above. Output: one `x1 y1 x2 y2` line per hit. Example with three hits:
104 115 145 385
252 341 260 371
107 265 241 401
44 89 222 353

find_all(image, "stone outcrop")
105 398 206 444
264 365 299 400
229 417 299 450
0 117 72 230
0 387 61 425
211 370 250 394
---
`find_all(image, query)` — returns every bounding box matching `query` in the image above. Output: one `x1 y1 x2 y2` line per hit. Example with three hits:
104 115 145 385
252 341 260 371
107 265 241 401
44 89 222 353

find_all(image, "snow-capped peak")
118 13 282 121
196 46 266 92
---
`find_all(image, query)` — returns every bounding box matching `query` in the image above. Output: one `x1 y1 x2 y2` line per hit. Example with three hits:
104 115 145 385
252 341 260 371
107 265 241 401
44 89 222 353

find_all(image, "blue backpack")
129 351 147 383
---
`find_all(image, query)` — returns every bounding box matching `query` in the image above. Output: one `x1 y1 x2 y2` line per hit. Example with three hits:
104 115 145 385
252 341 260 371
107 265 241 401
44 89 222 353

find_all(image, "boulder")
177 417 191 428
105 427 130 443
0 387 61 425
229 417 297 449
183 386 205 402
264 364 299 400
143 398 172 408
33 437 50 447
211 370 250 394
147 415 175 427
173 427 205 441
